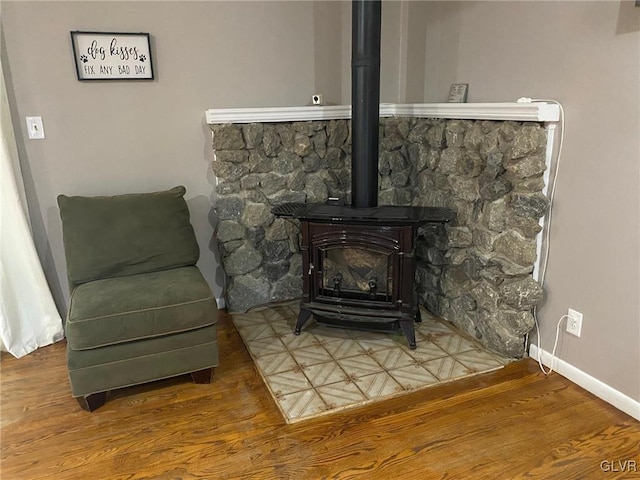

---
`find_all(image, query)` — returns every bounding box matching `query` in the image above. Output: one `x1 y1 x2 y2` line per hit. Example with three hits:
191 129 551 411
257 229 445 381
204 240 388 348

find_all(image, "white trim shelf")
206 102 560 125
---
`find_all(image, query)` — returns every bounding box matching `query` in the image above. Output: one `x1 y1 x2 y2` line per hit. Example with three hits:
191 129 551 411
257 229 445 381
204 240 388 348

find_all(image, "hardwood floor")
2 311 638 479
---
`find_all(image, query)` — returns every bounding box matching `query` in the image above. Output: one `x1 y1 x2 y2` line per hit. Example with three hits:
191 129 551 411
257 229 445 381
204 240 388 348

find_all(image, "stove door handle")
368 278 378 297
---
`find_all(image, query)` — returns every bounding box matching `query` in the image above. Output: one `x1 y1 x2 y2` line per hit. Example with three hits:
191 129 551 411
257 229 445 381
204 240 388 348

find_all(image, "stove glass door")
317 245 394 305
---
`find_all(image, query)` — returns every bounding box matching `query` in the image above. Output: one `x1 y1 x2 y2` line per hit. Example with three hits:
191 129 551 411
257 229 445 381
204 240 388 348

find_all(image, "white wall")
338 0 409 104
420 1 640 403
1 0 429 313
2 1 331 310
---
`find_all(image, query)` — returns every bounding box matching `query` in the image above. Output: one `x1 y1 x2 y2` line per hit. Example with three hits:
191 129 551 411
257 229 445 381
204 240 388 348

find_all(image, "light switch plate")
26 116 45 139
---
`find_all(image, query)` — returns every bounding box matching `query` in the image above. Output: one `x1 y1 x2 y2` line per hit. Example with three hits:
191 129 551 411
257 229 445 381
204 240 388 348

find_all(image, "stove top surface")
272 202 455 225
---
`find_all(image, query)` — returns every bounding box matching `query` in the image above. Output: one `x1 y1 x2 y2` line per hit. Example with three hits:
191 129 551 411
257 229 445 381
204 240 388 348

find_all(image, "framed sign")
448 83 468 103
71 31 154 81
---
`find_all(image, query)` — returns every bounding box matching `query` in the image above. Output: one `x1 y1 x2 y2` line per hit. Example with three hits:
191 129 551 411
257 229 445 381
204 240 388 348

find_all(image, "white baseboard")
529 344 640 421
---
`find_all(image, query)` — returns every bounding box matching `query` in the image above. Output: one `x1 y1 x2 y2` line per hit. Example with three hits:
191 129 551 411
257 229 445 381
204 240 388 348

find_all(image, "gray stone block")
242 123 264 149
426 122 445 148
293 121 315 135
479 177 512 201
262 125 280 157
248 150 273 173
259 173 287 196
480 130 501 159
263 240 290 262
450 176 480 202
215 150 249 164
215 196 244 221
219 239 243 255
442 265 473 298
276 124 295 150
287 170 306 191
407 119 431 143
494 230 537 266
305 175 329 203
215 181 240 195
328 120 348 148
211 124 245 150
240 174 261 190
212 161 250 182
241 203 274 228
511 192 549 219
263 261 290 282
293 133 312 157
463 122 484 150
438 147 464 175
216 220 246 243
302 153 322 172
476 312 526 357
265 218 289 241
447 226 473 248
445 120 468 147
246 190 267 204
247 227 265 250
267 191 307 206
505 154 546 178
224 246 262 276
490 255 534 276
512 175 545 193
312 130 328 158
288 254 303 276
271 275 302 302
500 277 544 310
273 151 302 175
227 275 270 313
471 282 501 311
508 125 547 159
483 197 508 232
507 215 543 239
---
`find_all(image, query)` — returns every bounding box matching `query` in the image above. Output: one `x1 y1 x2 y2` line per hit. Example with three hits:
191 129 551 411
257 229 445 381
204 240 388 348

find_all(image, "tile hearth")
231 301 510 423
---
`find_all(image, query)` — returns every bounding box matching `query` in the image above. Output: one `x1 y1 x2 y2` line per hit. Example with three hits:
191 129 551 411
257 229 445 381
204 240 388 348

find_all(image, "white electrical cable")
532 99 565 287
535 314 570 375
528 98 566 375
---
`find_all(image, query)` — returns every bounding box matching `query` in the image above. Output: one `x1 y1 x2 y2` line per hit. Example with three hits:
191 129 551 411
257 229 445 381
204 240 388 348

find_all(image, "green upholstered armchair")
57 186 219 411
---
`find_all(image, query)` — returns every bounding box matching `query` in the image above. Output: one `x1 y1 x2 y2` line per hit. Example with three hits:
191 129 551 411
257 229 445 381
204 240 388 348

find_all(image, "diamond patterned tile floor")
231 300 511 423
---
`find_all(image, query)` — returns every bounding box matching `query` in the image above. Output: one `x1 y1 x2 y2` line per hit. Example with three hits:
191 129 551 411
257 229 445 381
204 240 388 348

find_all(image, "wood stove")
273 0 454 349
274 203 453 349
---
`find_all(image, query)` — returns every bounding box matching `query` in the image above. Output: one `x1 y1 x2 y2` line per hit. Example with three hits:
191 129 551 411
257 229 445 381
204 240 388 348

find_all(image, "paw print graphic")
139 55 146 62
80 55 88 63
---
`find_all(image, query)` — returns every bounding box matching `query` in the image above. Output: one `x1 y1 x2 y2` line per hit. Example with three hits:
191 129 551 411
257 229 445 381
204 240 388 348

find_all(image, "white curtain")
0 58 64 357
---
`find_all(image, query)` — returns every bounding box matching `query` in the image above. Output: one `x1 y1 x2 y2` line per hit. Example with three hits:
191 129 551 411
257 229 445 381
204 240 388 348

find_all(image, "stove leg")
294 308 312 335
399 320 417 350
413 289 422 323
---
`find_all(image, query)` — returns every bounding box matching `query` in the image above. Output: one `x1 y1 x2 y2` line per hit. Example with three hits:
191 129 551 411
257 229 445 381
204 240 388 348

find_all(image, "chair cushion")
66 266 217 351
58 186 199 285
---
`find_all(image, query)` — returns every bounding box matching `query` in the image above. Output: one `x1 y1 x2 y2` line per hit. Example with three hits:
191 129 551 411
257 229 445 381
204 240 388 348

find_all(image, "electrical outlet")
26 116 45 139
566 308 583 337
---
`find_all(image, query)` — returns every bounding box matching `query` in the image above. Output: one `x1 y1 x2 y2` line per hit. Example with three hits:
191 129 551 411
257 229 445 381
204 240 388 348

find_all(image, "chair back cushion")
58 186 200 285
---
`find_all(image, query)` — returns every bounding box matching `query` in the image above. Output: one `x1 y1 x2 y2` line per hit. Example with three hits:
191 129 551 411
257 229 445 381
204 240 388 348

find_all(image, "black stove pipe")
351 0 381 209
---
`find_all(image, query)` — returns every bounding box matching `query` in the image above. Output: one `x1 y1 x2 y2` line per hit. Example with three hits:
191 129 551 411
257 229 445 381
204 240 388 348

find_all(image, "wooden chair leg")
191 368 213 384
76 392 107 412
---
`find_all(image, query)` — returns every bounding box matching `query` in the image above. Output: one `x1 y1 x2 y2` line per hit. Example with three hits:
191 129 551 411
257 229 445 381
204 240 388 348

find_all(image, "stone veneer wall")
211 118 548 357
